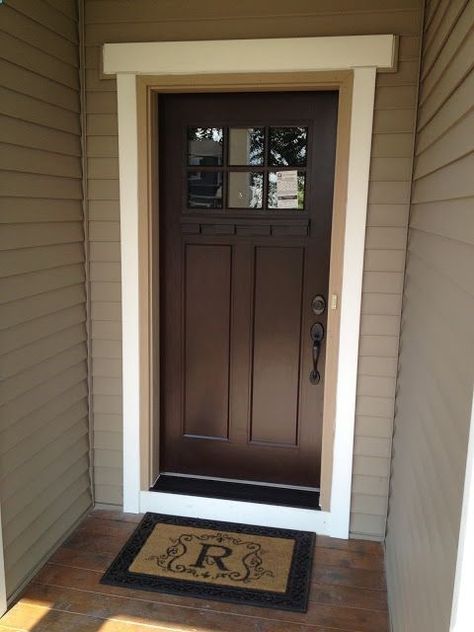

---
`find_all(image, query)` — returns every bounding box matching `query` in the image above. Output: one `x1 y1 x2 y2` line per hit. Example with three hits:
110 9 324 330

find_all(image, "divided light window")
187 126 308 211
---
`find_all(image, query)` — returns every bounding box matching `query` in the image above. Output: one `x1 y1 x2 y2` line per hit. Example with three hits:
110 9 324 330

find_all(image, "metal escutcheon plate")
310 322 324 342
311 294 326 315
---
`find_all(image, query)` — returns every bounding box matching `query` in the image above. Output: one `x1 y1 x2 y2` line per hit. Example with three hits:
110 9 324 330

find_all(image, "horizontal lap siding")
385 1 474 630
0 0 92 597
84 0 423 538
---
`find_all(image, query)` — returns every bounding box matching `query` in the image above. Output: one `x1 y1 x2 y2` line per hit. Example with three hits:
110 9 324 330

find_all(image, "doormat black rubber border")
101 512 315 613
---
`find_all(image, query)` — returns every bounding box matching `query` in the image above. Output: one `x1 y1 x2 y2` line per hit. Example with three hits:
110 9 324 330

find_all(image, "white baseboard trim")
93 502 124 512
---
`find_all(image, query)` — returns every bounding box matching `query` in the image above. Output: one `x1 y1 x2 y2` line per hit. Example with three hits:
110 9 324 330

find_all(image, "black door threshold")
150 475 320 510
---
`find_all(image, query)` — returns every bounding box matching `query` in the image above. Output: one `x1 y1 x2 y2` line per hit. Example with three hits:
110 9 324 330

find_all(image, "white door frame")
103 35 397 539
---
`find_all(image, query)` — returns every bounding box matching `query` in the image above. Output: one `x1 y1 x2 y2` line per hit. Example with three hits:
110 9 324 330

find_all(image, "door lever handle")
310 322 324 385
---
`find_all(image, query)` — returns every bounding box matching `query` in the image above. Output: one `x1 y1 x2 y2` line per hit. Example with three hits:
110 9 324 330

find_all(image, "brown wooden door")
159 92 338 487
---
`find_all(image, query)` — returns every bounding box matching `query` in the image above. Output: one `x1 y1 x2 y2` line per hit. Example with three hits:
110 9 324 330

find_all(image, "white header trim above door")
105 35 396 539
103 35 397 75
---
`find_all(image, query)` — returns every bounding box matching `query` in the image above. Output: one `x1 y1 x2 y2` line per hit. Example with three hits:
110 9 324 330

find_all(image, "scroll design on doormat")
147 531 274 584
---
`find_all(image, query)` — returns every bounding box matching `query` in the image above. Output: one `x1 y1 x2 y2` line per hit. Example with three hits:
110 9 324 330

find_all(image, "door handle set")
310 295 326 385
310 322 324 385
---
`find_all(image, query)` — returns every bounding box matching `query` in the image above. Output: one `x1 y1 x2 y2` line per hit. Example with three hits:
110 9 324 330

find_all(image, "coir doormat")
101 513 315 612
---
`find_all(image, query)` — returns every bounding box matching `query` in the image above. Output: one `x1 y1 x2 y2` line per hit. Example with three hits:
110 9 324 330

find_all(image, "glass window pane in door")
269 127 308 167
229 128 264 166
188 127 223 166
228 172 264 209
188 171 223 208
268 171 305 210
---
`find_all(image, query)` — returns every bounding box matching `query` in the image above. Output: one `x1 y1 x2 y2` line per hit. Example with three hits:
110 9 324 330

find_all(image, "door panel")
251 246 304 446
184 244 231 440
159 92 338 487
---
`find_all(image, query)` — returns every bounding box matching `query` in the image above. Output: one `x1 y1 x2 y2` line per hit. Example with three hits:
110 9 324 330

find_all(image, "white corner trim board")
450 390 474 632
107 35 396 539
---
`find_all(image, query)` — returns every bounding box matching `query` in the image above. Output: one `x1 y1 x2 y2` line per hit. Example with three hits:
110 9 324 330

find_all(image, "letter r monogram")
190 543 233 571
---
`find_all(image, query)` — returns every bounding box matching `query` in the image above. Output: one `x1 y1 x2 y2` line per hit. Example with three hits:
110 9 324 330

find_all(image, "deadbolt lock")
311 294 326 315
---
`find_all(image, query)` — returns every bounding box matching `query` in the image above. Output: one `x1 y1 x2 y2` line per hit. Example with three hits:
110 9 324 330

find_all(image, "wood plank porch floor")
0 510 389 632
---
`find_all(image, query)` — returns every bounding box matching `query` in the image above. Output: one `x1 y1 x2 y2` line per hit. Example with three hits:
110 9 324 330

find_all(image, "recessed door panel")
184 244 231 440
251 246 304 446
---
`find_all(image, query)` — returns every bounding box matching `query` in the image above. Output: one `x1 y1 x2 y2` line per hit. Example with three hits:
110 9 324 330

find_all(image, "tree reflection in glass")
269 127 307 167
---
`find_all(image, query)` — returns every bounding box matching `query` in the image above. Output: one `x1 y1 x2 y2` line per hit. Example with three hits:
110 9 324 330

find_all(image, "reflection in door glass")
269 127 307 167
229 128 265 166
187 171 223 208
188 127 223 166
268 171 305 210
228 171 263 208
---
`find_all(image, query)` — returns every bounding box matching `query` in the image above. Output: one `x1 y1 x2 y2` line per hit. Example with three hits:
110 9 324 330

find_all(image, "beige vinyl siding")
0 0 92 597
84 0 423 538
385 1 474 630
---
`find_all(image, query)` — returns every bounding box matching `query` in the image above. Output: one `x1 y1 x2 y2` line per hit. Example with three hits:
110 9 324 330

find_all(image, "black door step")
150 475 320 510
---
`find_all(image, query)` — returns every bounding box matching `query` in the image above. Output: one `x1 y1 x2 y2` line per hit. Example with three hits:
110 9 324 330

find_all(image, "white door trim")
104 35 396 539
